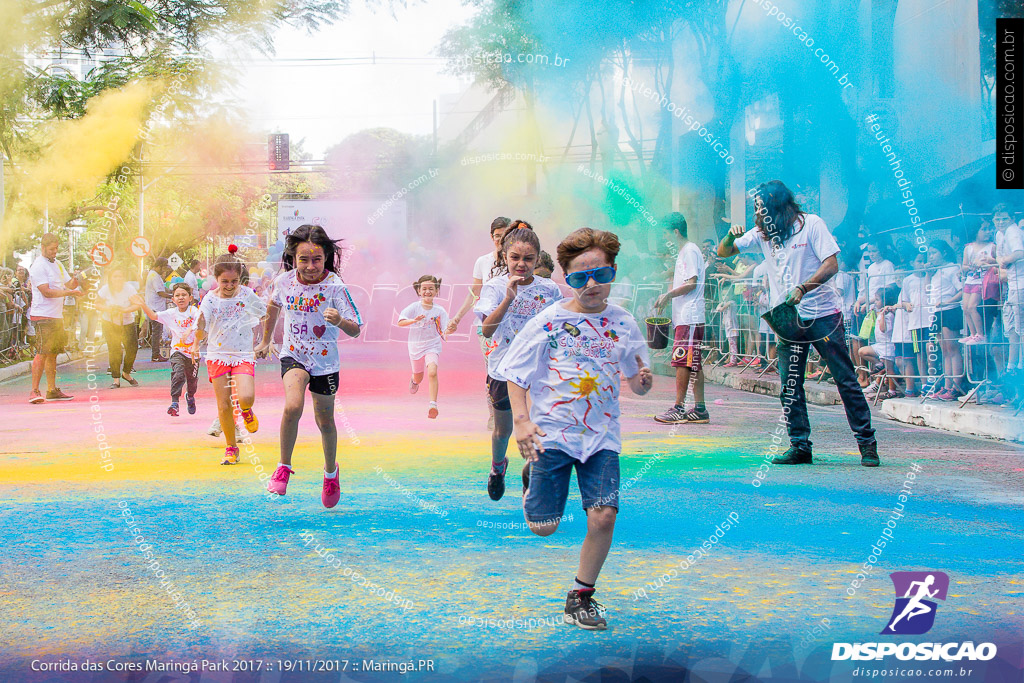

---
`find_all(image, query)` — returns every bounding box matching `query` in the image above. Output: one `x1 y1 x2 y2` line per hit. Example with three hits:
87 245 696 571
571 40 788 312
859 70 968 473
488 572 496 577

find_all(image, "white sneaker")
207 418 222 437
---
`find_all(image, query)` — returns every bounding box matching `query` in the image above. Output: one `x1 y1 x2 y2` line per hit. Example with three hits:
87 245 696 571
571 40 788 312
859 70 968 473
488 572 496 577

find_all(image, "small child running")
132 282 200 416
194 248 267 465
256 225 363 509
397 275 448 419
498 227 653 630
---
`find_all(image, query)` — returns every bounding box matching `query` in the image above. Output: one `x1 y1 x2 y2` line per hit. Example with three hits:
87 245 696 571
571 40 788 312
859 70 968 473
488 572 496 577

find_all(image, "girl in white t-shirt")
445 216 511 430
256 225 363 509
398 274 448 419
961 222 997 343
714 287 740 366
859 285 900 398
473 225 561 501
927 240 965 400
194 249 268 465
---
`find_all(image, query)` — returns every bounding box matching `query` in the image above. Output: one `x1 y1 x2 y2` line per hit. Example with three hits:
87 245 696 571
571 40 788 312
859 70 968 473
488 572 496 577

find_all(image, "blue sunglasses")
565 266 616 289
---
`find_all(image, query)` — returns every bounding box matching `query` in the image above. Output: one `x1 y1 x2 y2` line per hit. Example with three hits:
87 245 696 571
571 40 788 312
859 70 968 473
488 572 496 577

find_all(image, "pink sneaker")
322 473 341 508
268 464 292 495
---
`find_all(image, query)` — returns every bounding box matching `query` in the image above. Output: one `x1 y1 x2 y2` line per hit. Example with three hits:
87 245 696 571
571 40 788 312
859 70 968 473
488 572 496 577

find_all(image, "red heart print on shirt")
313 325 326 338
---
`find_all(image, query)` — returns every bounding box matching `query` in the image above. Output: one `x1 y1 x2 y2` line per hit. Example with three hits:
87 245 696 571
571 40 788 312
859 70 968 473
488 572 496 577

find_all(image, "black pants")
103 321 138 380
149 319 164 359
170 353 198 401
777 312 875 451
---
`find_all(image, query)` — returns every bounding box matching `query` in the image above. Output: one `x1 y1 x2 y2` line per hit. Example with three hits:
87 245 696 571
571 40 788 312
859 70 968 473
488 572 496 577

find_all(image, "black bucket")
761 303 806 342
645 317 671 350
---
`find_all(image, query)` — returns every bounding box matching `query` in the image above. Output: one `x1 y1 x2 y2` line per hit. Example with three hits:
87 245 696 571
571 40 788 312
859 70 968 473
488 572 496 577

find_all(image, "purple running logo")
881 571 949 635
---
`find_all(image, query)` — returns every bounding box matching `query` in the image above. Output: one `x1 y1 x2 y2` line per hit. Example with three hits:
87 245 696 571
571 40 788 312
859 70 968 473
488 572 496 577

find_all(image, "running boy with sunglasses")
498 228 653 630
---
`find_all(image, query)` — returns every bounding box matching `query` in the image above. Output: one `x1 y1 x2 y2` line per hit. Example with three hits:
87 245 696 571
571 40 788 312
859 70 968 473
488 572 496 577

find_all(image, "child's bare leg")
279 369 308 467
426 362 439 402
311 392 338 473
233 373 255 411
212 376 237 447
576 506 617 585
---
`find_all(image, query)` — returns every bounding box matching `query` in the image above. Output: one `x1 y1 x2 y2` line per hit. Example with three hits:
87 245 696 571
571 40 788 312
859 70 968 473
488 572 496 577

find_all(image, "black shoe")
564 590 607 630
771 446 813 465
522 463 530 495
859 442 880 467
487 459 508 501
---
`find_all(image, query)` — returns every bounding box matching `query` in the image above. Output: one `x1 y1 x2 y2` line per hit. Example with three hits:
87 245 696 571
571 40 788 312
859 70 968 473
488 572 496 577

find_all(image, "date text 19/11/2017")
30 659 436 674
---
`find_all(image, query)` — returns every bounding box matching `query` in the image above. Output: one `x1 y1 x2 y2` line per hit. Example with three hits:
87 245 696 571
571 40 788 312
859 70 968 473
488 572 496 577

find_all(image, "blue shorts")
523 448 619 523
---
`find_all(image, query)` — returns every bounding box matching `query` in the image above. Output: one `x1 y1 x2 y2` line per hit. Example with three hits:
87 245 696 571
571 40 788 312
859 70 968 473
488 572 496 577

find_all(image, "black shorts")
486 374 511 411
931 307 964 334
280 357 339 396
34 318 65 355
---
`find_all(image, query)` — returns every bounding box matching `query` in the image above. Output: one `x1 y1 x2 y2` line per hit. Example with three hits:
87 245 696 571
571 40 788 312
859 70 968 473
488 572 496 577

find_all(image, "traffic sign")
167 252 183 270
129 236 151 259
88 242 113 267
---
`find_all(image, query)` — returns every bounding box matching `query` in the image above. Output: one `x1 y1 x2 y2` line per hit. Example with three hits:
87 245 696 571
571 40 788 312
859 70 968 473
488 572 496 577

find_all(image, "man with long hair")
718 180 879 467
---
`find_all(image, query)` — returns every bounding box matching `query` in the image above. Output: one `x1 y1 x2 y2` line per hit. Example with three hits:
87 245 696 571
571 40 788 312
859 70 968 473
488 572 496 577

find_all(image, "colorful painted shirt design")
271 270 363 376
398 301 449 359
496 302 649 462
155 305 200 356
198 286 267 365
473 274 562 380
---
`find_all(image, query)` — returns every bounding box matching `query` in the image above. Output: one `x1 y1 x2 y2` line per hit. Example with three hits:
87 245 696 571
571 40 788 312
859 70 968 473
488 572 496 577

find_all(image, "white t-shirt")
198 286 267 365
29 255 68 319
861 260 898 305
96 283 138 325
671 241 706 326
900 272 930 331
271 271 362 376
719 301 739 336
962 242 996 283
834 271 857 319
472 252 497 283
873 310 896 359
156 305 200 357
891 295 911 344
928 264 962 312
1000 224 1024 299
398 301 449 359
732 214 842 320
496 301 649 462
474 274 562 379
145 270 168 311
752 261 773 334
183 270 199 296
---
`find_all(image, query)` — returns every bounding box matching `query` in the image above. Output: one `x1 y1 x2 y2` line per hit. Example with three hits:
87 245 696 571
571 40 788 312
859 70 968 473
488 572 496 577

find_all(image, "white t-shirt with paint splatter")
474 274 562 380
271 270 363 376
155 305 199 357
497 301 649 462
198 286 267 365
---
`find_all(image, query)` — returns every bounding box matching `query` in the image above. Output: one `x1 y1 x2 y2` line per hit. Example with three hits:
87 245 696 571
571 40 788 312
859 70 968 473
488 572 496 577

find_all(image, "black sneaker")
771 446 813 465
859 442 880 467
522 463 530 495
681 408 710 424
186 395 196 415
564 590 607 630
487 459 508 501
654 404 688 424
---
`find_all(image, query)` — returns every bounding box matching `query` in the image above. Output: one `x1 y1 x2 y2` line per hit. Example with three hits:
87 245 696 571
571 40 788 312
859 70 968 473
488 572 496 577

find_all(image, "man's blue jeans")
776 312 875 451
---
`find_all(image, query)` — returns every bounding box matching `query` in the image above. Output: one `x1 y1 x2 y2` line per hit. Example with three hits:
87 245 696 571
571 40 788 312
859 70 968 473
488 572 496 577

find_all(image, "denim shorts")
523 448 619 523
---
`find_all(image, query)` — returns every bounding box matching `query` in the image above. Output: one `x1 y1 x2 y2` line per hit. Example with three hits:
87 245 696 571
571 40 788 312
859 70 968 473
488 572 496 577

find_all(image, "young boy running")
498 227 653 630
133 283 200 416
654 212 709 423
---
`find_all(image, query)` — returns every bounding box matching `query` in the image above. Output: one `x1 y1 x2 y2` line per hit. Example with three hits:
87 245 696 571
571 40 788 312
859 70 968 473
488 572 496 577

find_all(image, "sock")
573 577 595 593
278 462 293 472
696 402 706 412
490 458 507 474
324 468 338 479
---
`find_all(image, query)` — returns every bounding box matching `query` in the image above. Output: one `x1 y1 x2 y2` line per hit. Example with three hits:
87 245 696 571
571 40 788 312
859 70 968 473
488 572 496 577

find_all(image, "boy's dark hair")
662 212 688 238
490 216 511 234
283 224 344 274
556 227 620 273
171 282 193 296
881 283 900 308
537 250 555 272
413 274 442 293
492 227 542 278
929 239 956 263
